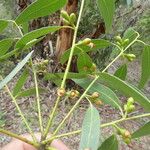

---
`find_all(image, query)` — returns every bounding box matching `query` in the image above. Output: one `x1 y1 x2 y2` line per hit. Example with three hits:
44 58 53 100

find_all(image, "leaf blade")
0 20 8 33
15 88 46 99
139 45 150 88
77 52 93 73
79 105 100 150
73 78 121 109
13 69 29 96
0 38 14 57
97 0 115 32
114 64 127 80
0 51 33 90
98 135 118 150
98 73 150 112
15 26 62 49
132 122 150 139
15 0 67 25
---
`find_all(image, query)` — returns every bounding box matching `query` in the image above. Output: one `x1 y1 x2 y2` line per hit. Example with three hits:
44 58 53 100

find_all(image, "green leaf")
98 135 118 150
15 26 62 49
60 39 111 64
139 45 150 88
73 78 121 109
22 22 29 34
123 28 139 48
23 37 44 50
0 37 44 61
132 122 150 139
0 38 14 57
0 48 19 61
15 0 67 25
0 20 8 33
98 72 150 112
77 52 93 73
0 51 33 90
15 88 46 99
79 105 100 150
13 69 29 96
114 64 127 80
97 0 115 32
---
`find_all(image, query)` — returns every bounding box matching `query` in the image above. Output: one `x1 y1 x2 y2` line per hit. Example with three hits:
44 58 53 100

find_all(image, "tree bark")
55 0 78 61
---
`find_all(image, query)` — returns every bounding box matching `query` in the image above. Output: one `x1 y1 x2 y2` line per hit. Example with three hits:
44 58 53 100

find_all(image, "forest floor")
0 59 150 150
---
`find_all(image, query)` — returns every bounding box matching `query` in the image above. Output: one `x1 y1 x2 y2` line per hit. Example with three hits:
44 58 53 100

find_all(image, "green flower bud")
123 137 131 144
124 53 136 62
63 19 70 25
115 36 122 43
116 41 122 47
128 105 135 112
61 10 70 21
123 39 129 45
120 129 126 136
82 38 92 45
127 97 134 105
43 60 49 65
90 63 97 72
124 104 128 112
69 13 76 24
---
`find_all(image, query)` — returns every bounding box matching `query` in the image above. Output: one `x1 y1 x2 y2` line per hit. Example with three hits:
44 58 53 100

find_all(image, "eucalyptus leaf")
0 38 14 57
139 45 150 88
98 72 150 112
13 69 29 96
15 87 46 99
132 122 150 139
114 64 127 80
77 52 93 73
15 26 62 49
15 0 67 25
123 28 139 48
79 105 100 150
73 78 121 109
98 135 118 150
97 0 115 32
0 20 9 33
0 48 19 61
0 51 33 90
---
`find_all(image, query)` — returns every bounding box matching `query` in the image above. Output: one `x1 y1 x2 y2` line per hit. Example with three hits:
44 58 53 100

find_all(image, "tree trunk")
55 0 78 61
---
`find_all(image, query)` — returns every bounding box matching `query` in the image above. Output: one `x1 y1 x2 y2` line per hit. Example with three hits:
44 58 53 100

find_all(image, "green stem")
136 40 146 45
43 0 86 139
0 128 39 148
43 112 150 144
43 96 61 139
32 62 44 133
4 84 37 142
